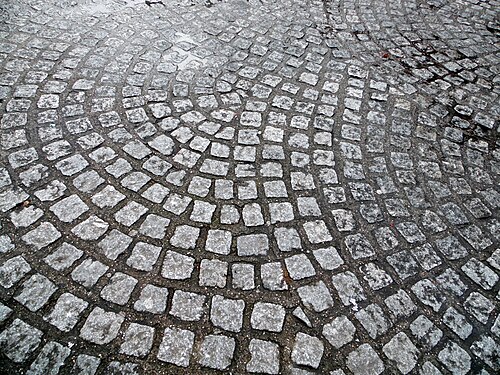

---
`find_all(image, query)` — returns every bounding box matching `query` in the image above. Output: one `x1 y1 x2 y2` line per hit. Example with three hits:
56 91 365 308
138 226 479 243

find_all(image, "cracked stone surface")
0 0 499 373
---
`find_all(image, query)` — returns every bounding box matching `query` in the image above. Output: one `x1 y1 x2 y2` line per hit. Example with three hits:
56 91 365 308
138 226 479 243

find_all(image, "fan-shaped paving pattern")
0 0 499 374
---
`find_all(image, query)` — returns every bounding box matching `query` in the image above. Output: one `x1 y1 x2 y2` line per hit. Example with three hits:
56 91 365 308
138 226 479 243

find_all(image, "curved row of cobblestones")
0 0 498 374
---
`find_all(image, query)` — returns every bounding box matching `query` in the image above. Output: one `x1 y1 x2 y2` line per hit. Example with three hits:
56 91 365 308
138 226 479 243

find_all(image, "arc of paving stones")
319 0 500 374
0 0 499 374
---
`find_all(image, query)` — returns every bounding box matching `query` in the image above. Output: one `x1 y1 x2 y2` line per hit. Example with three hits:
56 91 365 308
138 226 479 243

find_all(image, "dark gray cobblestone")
0 0 498 373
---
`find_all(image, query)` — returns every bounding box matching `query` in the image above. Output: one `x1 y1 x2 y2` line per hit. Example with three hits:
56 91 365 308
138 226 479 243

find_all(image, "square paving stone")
55 154 88 176
461 258 498 290
331 271 366 306
190 200 216 223
411 279 446 312
312 247 344 270
163 193 192 215
409 315 443 349
344 234 375 259
73 170 104 193
303 220 332 243
384 290 416 319
14 273 57 312
71 354 100 375
71 258 108 288
464 291 495 324
214 180 233 199
0 319 43 362
10 206 43 228
120 172 151 192
332 209 356 231
71 215 109 240
360 263 393 290
198 335 235 370
21 222 61 250
242 203 265 226
50 194 89 222
285 254 316 280
143 156 171 176
438 342 471 375
232 263 255 290
470 335 499 370
133 284 169 314
126 242 161 271
251 302 286 332
161 251 194 280
435 235 468 260
187 176 212 197
269 202 294 223
220 204 240 224
347 344 384 375
322 315 356 349
387 250 419 280
435 268 468 297
170 290 206 321
199 259 228 288
106 158 132 178
123 140 151 159
91 185 126 208
264 180 288 198
297 281 333 312
98 229 133 260
210 295 245 332
119 323 154 357
396 222 426 243
0 255 31 288
141 183 169 203
355 304 390 339
291 332 324 369
114 201 148 226
274 228 301 252
382 332 419 374
413 243 442 271
237 234 269 256
157 327 195 367
442 307 472 340
100 272 138 305
206 230 232 255
247 339 280 374
0 188 29 212
169 225 200 249
80 307 124 344
26 341 70 375
44 292 88 332
261 262 288 291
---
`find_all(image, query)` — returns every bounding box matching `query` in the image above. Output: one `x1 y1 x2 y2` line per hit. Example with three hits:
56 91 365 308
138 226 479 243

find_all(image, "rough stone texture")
347 344 384 375
382 333 419 374
323 316 356 349
247 339 280 374
26 341 70 375
0 0 498 372
210 295 245 333
251 302 286 332
0 319 43 362
198 335 235 370
79 308 124 345
291 332 324 369
119 323 154 357
157 327 195 368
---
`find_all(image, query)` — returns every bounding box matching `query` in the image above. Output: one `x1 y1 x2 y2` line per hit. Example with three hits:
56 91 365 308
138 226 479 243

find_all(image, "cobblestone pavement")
0 0 499 373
